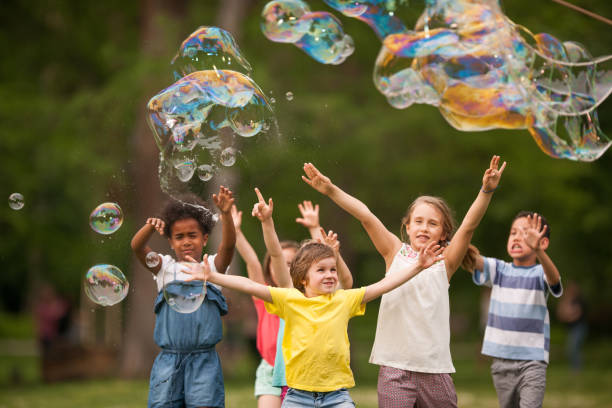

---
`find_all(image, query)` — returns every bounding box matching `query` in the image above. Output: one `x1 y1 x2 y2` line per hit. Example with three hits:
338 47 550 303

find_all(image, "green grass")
1 340 611 407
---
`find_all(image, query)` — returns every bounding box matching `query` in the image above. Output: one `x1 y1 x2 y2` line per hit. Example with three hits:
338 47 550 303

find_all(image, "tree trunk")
120 0 188 378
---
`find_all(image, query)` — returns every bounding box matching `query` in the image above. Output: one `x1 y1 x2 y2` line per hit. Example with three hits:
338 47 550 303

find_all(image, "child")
231 203 298 408
130 187 236 408
301 155 506 407
471 212 562 408
232 193 354 406
184 188 444 407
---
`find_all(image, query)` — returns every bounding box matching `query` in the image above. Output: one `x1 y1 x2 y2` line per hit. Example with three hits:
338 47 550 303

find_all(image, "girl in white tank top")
302 155 506 407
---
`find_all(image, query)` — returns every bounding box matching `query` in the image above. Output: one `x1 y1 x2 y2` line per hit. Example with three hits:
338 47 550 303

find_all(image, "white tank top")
369 243 455 373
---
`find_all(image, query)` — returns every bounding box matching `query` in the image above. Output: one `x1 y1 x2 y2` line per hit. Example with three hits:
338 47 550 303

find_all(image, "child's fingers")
184 255 197 263
301 175 313 186
268 198 274 212
298 202 304 214
314 204 319 213
497 160 507 176
254 187 265 203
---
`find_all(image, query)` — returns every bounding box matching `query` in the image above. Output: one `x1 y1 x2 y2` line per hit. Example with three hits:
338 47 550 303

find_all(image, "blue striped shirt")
473 257 562 362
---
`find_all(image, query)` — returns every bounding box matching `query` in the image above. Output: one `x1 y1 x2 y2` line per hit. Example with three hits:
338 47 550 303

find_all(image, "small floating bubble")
8 193 24 210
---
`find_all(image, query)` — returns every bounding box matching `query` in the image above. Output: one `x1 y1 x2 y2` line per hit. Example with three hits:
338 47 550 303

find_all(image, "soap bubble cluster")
261 0 354 65
162 261 206 314
263 0 612 161
8 193 24 210
84 264 129 306
148 27 276 199
89 202 123 235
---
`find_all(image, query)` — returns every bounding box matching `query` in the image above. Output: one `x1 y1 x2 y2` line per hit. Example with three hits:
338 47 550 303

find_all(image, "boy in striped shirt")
472 211 562 408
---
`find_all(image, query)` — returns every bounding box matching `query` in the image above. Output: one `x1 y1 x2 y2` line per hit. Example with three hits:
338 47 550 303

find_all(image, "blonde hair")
400 195 479 272
289 241 336 293
262 240 299 287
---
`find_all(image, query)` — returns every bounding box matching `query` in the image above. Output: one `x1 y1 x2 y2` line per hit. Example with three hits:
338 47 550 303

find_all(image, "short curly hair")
161 195 216 237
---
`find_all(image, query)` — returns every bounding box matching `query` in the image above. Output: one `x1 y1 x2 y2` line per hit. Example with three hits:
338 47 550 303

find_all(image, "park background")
1 0 611 406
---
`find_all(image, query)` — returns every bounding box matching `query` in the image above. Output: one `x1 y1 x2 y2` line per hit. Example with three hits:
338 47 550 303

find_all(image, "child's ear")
540 237 549 250
202 233 209 246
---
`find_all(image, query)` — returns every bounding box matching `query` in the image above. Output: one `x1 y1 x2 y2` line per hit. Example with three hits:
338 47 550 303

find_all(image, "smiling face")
405 202 447 251
302 256 338 298
168 218 208 262
506 216 538 266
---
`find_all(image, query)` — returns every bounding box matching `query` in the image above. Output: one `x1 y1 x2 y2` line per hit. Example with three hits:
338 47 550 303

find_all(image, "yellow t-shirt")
265 287 366 392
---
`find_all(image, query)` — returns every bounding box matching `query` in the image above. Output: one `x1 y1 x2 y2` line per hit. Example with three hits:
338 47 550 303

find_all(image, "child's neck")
512 255 537 267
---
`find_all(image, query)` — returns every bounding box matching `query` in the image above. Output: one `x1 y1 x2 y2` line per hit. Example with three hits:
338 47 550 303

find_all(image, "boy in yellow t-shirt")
184 188 444 406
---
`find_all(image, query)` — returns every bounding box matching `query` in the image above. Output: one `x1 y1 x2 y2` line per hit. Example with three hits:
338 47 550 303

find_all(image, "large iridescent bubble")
261 0 355 65
171 26 253 79
162 261 206 314
267 0 612 161
148 27 276 199
84 264 129 306
148 69 274 198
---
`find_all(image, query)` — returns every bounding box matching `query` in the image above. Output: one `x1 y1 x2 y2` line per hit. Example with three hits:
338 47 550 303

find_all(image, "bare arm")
213 186 236 273
232 205 265 284
302 163 402 267
130 218 165 274
253 188 293 288
445 155 506 280
184 255 272 302
297 200 353 288
362 242 444 303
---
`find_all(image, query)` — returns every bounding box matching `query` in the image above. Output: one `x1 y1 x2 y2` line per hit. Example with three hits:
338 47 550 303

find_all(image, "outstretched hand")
524 213 548 250
317 228 340 253
482 155 507 193
213 186 235 214
183 254 211 282
416 241 445 270
252 187 273 222
231 205 242 230
146 218 165 236
296 200 320 230
302 163 334 195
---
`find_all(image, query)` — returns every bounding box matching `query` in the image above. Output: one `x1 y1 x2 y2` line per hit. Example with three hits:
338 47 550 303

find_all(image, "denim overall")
148 282 228 408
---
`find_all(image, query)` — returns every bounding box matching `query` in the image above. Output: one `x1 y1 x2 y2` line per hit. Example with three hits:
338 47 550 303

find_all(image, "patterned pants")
377 366 457 408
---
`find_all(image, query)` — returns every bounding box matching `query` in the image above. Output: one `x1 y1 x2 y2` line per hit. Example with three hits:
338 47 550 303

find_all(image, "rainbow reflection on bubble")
272 0 611 161
84 264 129 306
162 261 206 314
171 26 253 79
89 202 123 235
261 0 354 65
148 69 274 198
322 0 407 38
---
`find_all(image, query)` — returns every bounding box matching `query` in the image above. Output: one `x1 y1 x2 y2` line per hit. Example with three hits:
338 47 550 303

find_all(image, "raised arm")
130 217 165 274
444 155 506 280
232 205 265 284
212 186 236 273
253 188 293 288
184 255 272 302
317 228 353 289
525 214 561 287
296 200 353 288
302 163 402 267
362 241 444 303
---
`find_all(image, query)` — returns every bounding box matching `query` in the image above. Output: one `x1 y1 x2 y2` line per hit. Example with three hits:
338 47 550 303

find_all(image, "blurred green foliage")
0 0 611 344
